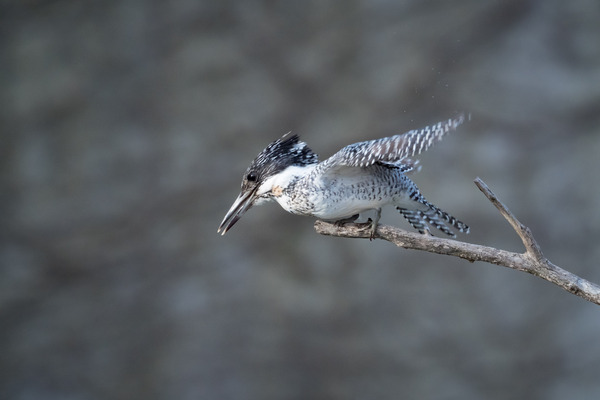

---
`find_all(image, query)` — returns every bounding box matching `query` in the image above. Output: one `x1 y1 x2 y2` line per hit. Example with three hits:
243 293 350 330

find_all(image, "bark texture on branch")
314 178 600 305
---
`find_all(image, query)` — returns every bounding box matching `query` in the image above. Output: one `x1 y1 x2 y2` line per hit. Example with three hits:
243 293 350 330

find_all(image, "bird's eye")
247 172 257 182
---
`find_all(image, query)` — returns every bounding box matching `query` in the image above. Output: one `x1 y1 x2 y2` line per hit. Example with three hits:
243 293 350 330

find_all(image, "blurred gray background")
2 1 600 399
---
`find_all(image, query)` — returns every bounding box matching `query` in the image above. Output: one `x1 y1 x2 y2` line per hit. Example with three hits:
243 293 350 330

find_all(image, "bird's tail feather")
396 204 469 237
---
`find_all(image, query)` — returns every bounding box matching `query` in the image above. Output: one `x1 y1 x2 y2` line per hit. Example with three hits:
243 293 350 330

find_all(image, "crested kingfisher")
218 114 469 239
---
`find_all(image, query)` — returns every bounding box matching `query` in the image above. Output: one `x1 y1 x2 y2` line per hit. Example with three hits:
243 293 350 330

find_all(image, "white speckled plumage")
218 114 469 237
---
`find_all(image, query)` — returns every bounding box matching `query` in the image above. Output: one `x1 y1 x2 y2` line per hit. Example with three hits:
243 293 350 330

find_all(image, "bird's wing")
319 114 467 173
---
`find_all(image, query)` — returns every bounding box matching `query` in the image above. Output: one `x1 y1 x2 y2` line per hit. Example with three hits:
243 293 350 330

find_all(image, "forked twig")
314 177 600 305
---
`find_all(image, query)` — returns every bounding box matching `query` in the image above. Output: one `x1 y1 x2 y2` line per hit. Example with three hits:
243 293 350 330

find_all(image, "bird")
218 114 469 239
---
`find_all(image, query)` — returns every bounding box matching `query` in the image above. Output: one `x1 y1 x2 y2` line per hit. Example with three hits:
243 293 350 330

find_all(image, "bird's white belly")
272 167 413 220
305 176 402 219
309 198 388 219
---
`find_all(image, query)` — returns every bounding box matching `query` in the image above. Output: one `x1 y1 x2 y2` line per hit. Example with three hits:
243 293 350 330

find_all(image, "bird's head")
217 133 317 235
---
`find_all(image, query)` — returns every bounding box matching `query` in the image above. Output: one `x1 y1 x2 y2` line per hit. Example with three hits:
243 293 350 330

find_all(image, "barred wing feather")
319 114 466 173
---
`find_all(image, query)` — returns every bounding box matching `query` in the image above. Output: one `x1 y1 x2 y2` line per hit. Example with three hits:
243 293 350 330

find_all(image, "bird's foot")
368 218 378 241
333 211 379 241
334 214 360 227
368 208 382 241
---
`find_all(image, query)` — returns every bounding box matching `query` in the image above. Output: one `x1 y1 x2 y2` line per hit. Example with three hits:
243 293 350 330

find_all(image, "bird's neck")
261 164 315 194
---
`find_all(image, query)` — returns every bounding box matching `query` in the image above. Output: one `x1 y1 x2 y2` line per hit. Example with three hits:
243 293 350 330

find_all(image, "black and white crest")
245 133 318 183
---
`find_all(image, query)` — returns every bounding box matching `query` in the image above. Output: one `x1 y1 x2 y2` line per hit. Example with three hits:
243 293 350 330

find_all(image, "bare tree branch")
314 177 600 305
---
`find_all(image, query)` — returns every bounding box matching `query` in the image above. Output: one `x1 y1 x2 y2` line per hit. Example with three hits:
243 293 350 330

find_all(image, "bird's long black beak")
217 189 257 235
